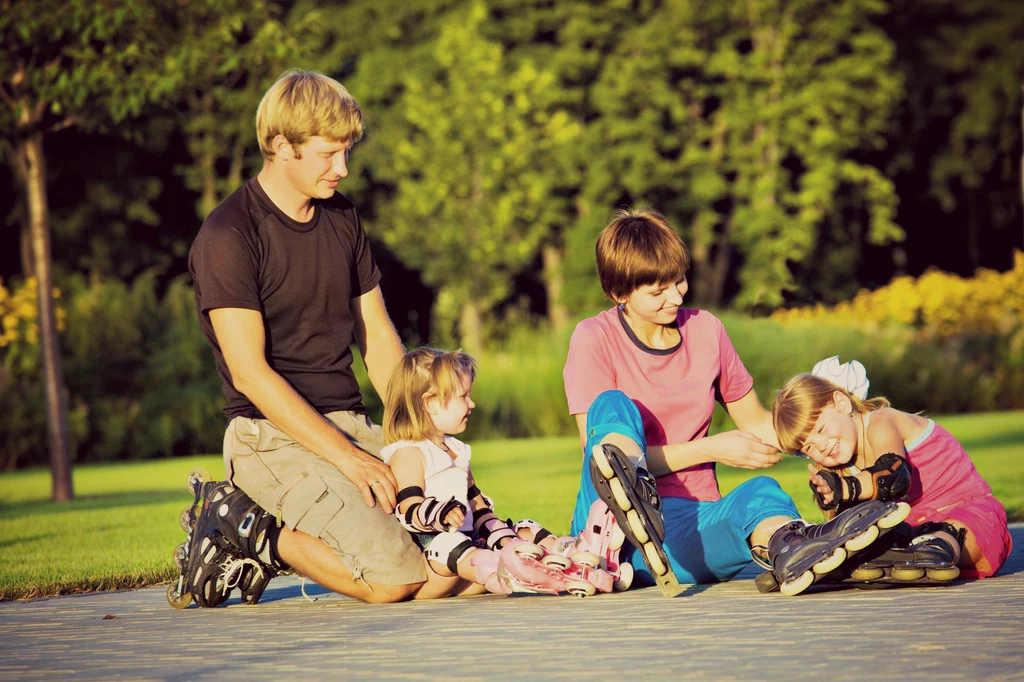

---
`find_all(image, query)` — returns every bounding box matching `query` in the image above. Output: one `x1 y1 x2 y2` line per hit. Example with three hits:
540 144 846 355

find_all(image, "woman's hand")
709 430 782 469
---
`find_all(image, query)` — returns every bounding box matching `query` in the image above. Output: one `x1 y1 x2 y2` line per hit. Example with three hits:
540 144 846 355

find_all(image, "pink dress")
901 418 1012 578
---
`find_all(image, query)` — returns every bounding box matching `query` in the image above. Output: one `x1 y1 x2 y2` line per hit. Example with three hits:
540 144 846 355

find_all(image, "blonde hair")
596 207 690 301
774 374 891 518
383 348 477 444
256 69 364 161
773 373 891 457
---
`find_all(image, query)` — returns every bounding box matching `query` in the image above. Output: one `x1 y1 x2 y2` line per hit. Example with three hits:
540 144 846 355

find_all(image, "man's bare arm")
351 285 405 399
210 306 397 512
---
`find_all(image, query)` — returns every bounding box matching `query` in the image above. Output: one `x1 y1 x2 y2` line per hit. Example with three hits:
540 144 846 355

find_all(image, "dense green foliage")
2 410 1021 600
2 0 1023 466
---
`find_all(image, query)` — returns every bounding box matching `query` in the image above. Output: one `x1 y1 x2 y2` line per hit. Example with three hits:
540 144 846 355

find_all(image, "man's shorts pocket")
281 471 345 537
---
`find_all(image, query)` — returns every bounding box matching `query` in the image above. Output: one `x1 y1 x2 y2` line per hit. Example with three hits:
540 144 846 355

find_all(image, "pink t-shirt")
564 307 754 501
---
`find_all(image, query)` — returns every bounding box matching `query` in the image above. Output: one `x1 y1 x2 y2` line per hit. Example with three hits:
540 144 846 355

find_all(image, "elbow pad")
865 453 911 502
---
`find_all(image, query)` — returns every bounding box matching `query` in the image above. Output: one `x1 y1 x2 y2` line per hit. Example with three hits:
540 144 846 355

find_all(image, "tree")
172 1 328 219
571 0 904 309
368 2 580 349
884 0 1024 274
0 0 255 498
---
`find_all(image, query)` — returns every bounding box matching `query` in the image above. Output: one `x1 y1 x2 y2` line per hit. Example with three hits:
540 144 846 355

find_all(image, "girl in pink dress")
773 372 1011 580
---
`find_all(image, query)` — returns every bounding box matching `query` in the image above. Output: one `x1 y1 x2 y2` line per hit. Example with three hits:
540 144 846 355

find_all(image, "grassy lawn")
1 411 1021 601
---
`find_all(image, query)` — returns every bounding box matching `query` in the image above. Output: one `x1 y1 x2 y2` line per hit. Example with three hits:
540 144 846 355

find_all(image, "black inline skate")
589 443 682 598
837 521 962 588
753 500 911 596
167 471 282 609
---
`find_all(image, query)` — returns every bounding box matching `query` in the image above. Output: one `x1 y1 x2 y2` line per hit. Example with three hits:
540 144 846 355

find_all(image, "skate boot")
752 500 911 596
839 522 962 588
545 501 634 592
167 473 285 609
472 539 614 597
589 443 681 597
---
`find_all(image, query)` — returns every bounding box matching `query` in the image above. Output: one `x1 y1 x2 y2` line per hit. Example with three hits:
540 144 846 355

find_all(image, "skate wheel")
850 566 884 581
179 506 193 533
186 467 210 496
926 566 960 582
173 543 188 571
167 583 192 609
572 551 601 569
609 478 632 513
878 502 911 529
566 579 596 598
780 570 814 596
541 554 572 571
592 445 616 479
626 509 649 544
513 542 545 561
891 566 925 581
812 546 847 575
613 563 634 592
643 542 668 577
845 524 879 552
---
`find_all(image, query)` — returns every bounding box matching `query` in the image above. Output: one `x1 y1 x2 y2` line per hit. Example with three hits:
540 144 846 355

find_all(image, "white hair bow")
810 355 870 400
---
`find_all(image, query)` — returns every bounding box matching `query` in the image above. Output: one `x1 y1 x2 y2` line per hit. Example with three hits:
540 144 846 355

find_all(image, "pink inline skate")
472 539 615 597
544 500 634 593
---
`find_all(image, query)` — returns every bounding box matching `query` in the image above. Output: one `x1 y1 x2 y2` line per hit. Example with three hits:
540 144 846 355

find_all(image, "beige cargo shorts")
223 411 427 586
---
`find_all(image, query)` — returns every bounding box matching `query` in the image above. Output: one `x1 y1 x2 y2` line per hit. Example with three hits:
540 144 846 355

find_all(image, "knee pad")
865 453 911 502
425 531 476 575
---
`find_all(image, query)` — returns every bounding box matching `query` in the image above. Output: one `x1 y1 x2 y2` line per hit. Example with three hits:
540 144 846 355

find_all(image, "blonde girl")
773 373 1011 580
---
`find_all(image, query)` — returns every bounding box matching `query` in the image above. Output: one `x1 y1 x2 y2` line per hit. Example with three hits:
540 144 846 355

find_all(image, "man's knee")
360 580 422 604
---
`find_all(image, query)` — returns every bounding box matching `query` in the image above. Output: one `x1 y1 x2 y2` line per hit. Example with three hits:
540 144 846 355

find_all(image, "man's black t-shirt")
188 178 381 420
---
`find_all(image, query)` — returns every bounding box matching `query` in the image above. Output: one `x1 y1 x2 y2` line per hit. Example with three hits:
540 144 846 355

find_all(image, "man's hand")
709 430 783 469
335 449 399 513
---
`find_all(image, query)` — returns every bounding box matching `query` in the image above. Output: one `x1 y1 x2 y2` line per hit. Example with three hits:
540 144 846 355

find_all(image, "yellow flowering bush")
773 250 1024 338
0 277 67 347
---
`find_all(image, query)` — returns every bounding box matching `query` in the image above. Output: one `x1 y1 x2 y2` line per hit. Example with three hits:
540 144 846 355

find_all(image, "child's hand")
807 463 836 507
443 506 466 531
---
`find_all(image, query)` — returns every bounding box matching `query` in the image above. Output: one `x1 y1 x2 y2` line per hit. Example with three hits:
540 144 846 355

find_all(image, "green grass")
2 411 1021 601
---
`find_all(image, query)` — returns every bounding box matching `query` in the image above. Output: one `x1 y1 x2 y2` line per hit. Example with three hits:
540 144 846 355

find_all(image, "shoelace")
220 557 265 594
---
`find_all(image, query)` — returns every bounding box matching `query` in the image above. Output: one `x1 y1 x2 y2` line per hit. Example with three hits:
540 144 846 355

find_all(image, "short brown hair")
256 69 364 161
595 208 690 301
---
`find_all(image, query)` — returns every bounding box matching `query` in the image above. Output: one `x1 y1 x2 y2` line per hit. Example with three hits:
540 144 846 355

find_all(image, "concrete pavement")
1 525 1022 681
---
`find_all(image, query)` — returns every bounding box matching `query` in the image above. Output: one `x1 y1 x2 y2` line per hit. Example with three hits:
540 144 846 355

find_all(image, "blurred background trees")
2 0 1022 478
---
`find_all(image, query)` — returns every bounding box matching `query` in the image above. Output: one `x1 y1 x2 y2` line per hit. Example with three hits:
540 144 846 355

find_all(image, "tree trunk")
541 244 568 331
459 298 483 353
20 224 34 278
18 132 73 501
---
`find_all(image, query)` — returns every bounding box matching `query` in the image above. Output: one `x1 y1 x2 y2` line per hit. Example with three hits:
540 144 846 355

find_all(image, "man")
180 69 462 606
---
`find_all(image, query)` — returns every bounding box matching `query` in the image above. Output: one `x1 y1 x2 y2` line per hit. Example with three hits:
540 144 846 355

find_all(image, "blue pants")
571 390 799 585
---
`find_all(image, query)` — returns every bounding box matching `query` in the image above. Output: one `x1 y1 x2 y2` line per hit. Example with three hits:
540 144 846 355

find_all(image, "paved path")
2 525 1022 682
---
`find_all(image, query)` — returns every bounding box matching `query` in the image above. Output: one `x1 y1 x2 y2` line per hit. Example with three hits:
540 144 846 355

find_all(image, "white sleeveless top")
381 436 474 532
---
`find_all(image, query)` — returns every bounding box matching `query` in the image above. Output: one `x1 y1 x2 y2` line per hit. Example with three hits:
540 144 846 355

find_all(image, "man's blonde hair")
596 208 690 301
383 348 477 444
256 69 364 160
